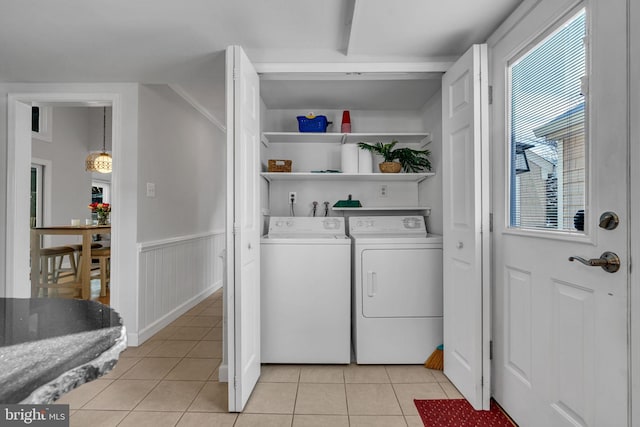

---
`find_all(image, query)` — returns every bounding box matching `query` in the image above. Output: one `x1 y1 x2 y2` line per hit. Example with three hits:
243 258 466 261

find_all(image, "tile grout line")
289 368 302 427
382 365 411 426
387 368 409 422
140 318 214 423
176 320 221 427
342 367 351 427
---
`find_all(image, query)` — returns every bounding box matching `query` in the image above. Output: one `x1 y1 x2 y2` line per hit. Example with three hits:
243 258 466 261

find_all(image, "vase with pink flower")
89 202 111 225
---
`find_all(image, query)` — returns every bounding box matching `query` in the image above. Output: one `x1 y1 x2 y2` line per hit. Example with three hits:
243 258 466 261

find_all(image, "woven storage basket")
268 159 292 172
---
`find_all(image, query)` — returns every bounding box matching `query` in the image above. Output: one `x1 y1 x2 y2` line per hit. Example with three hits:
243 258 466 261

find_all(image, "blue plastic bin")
297 115 332 132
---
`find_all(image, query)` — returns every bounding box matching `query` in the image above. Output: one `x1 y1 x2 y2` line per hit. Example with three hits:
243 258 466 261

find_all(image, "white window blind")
509 9 586 231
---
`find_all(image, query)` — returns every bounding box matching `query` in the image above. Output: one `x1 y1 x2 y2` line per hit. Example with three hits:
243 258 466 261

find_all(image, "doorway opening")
6 93 121 314
29 105 114 304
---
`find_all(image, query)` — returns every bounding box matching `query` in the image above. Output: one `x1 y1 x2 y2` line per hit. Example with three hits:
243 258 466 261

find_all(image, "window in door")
508 8 586 232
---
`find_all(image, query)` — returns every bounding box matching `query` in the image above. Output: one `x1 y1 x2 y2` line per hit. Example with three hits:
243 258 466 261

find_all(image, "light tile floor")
61 289 463 426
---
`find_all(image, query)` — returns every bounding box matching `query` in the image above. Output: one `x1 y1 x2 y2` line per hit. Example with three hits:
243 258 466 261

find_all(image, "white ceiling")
0 0 522 110
347 0 521 57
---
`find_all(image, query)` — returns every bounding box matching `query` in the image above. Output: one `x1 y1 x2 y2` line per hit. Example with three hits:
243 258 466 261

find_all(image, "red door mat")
414 399 517 426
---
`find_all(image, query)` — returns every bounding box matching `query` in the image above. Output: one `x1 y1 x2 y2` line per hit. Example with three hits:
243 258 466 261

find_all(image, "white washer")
261 217 351 363
349 216 443 364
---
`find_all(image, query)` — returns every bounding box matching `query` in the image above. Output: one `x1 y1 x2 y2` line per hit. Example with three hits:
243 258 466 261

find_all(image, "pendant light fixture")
85 106 112 173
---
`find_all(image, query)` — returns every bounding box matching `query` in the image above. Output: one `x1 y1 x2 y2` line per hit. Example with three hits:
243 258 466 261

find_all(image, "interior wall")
171 50 227 130
88 106 113 152
32 107 93 245
137 84 225 242
419 90 443 235
88 107 113 184
135 84 226 343
267 181 422 217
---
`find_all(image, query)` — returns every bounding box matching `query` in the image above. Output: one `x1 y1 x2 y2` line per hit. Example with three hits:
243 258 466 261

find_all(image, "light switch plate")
146 182 156 197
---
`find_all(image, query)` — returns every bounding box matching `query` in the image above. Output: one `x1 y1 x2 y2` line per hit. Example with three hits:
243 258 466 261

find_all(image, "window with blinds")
508 8 586 232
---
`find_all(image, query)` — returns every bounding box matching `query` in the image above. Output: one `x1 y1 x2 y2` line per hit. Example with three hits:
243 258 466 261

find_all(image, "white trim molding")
138 229 225 251
168 84 226 133
134 282 221 345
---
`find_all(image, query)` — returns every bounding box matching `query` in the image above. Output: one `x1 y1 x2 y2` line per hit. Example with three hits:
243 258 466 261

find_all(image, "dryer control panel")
349 216 426 236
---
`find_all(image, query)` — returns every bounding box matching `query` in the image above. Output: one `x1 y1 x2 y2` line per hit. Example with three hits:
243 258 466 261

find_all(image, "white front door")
225 45 261 412
490 1 629 425
441 44 491 410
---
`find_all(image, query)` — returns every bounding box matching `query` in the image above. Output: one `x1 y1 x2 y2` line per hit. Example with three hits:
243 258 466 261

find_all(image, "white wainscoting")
136 230 225 344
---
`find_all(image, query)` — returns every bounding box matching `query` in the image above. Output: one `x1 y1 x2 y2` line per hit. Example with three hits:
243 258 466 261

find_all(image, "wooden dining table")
30 225 111 300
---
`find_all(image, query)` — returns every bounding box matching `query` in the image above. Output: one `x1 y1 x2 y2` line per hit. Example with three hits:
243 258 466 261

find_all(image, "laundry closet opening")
255 70 447 366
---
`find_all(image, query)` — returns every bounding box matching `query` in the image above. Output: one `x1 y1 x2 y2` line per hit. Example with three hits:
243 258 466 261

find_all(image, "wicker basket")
268 159 292 172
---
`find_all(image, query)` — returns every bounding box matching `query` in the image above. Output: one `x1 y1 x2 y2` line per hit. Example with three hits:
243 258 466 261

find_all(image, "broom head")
424 344 444 370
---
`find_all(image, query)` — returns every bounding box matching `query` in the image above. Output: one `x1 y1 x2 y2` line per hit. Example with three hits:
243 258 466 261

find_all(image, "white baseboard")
127 332 139 347
135 281 221 345
218 364 228 382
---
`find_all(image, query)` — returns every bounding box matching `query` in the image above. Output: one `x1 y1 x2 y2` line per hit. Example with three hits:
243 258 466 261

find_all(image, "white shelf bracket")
261 134 270 148
419 134 432 149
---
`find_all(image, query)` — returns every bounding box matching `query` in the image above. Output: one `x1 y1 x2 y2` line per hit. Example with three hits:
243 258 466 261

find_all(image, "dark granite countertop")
0 298 126 404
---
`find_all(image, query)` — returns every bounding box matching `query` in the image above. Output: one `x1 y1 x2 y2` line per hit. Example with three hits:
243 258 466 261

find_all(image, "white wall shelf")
260 172 434 183
262 132 431 146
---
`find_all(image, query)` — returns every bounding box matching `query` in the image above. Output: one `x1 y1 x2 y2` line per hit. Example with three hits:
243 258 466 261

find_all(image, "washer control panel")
268 217 345 236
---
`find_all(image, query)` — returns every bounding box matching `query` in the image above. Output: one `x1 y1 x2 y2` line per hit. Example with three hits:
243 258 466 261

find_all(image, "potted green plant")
357 141 431 173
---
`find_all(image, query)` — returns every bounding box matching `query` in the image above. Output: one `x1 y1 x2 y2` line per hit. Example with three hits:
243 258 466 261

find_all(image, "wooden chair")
77 247 111 297
67 243 102 270
37 246 79 297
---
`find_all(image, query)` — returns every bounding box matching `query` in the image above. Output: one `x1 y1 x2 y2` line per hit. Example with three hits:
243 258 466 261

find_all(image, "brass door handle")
568 251 620 273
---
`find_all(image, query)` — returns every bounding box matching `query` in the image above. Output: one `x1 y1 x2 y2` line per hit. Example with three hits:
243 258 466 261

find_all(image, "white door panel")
225 45 261 412
442 43 490 410
491 1 629 425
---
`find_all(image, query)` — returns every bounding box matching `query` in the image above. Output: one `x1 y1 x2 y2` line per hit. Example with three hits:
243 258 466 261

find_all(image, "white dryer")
261 217 351 363
349 216 443 364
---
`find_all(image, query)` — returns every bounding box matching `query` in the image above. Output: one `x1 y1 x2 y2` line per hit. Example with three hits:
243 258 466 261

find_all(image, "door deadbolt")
599 211 619 230
568 251 620 273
